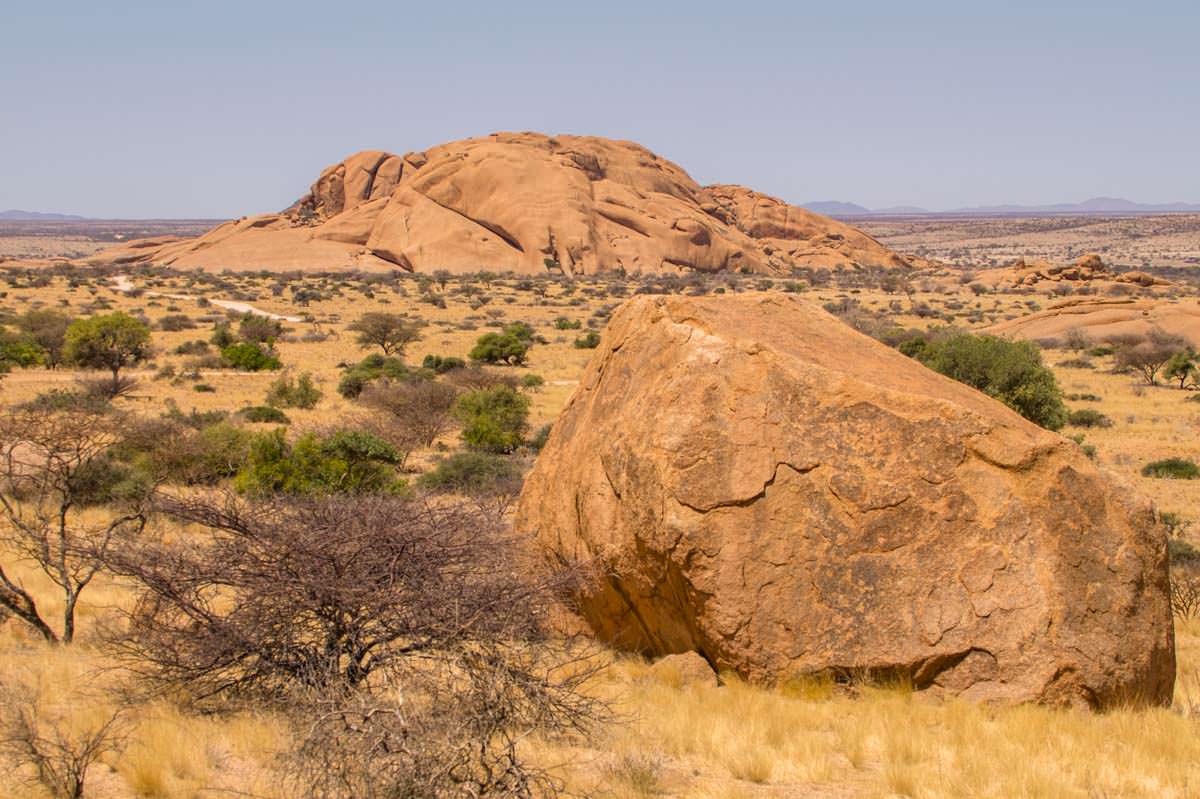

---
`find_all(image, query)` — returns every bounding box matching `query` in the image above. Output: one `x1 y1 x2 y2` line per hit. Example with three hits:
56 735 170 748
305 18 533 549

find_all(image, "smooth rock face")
517 294 1174 708
85 132 912 275
986 297 1200 348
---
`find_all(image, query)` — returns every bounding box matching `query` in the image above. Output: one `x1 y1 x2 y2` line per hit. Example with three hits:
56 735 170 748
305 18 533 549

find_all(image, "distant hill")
801 201 873 216
802 197 1200 217
0 209 88 221
948 197 1200 215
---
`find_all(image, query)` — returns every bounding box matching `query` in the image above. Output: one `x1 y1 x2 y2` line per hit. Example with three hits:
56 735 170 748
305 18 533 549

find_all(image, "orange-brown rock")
517 294 1174 708
987 297 1200 347
970 253 1172 293
85 133 914 275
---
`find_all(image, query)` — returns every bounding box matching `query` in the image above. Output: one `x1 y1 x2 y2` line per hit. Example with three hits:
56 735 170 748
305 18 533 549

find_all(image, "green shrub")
221 342 281 371
417 451 521 496
265 371 322 409
234 428 405 495
422 354 466 374
574 331 601 349
1141 458 1200 480
469 332 530 365
914 333 1067 430
520 373 545 390
193 383 216 392
554 317 582 330
239 405 291 424
337 354 414 399
453 385 530 453
1066 409 1112 428
1065 393 1101 402
0 328 45 368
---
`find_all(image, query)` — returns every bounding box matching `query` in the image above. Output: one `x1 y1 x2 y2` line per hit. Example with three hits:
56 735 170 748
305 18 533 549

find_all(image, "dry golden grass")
1 269 1199 797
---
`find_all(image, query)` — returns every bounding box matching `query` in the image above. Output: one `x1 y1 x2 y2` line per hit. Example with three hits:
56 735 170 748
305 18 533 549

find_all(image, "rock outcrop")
516 294 1174 708
85 133 914 275
986 297 1200 347
970 254 1172 293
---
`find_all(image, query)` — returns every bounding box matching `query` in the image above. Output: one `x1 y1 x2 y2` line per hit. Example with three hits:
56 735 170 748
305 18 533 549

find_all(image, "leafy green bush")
1066 409 1112 428
337 354 416 398
574 331 601 349
417 451 521 496
469 332 530 365
520 373 545 390
554 317 582 330
453 385 530 453
913 333 1067 430
221 342 281 371
239 405 291 424
1141 458 1200 480
235 428 405 495
422 354 467 374
265 371 322 409
0 328 45 368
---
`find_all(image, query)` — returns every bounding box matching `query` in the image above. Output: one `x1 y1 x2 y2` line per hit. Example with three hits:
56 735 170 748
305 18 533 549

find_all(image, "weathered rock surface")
649 652 720 689
987 297 1200 347
85 132 914 275
517 294 1174 708
970 253 1173 294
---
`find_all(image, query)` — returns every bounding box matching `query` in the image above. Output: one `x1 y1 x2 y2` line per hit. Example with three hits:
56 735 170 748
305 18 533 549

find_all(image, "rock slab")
517 294 1174 708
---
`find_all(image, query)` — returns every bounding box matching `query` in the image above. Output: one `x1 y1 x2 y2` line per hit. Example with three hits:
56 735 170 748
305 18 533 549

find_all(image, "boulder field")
517 294 1175 708
970 253 1172 294
85 132 914 276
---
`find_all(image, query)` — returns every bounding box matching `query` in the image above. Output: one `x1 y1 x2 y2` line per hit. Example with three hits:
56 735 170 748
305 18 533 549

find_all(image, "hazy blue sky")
3 1 1197 218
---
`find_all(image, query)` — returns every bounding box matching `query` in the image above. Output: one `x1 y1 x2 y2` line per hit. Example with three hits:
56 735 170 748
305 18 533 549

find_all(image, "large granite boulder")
516 294 1174 708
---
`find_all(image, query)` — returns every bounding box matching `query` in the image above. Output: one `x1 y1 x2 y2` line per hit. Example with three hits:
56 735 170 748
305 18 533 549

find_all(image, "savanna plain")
1 218 1199 799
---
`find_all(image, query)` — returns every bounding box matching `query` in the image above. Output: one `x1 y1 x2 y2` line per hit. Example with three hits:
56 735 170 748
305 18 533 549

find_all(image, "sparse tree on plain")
347 312 423 357
62 312 151 393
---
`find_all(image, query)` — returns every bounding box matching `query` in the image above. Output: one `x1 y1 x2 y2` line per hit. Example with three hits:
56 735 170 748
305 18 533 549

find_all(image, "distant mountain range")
802 197 1200 217
0 209 88 221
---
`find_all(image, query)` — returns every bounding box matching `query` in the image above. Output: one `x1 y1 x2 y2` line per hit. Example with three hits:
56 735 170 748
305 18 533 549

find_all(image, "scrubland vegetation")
0 262 1198 797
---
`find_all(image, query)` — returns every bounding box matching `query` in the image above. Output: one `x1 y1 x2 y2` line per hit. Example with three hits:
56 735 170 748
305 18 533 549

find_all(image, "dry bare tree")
105 492 603 797
357 378 458 467
0 407 150 643
0 677 126 799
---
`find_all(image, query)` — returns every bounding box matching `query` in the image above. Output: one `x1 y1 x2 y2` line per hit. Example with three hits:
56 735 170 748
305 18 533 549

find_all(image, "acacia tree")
0 407 149 643
1113 328 1189 385
347 312 423 357
62 312 151 390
